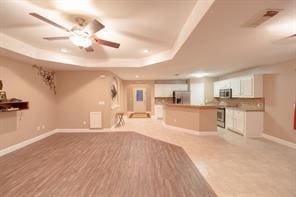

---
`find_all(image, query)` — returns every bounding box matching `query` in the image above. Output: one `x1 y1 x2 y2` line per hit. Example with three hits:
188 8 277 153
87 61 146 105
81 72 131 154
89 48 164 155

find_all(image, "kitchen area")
154 75 265 137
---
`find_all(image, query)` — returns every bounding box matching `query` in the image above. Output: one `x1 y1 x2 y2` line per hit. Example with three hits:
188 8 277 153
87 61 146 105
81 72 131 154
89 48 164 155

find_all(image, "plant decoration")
33 65 56 94
111 84 117 101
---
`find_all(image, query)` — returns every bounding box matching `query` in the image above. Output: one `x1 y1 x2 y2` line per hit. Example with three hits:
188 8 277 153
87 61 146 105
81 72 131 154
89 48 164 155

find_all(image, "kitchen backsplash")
155 97 173 105
215 98 265 110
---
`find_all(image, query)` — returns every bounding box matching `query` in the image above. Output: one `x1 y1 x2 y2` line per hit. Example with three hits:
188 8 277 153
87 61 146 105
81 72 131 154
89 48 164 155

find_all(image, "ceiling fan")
29 13 120 52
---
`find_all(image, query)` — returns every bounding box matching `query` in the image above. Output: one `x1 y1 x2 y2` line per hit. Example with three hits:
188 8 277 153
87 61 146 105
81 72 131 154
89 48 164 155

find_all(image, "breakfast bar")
164 103 217 134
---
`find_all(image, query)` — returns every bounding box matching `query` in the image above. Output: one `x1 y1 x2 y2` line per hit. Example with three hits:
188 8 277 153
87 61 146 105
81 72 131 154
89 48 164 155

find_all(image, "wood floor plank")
0 132 217 197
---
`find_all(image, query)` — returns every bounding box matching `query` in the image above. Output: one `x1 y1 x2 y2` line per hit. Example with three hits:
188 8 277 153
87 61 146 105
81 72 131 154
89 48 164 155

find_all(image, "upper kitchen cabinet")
236 75 263 98
213 81 221 97
154 84 188 97
240 76 254 97
214 75 263 98
230 78 241 97
214 80 230 97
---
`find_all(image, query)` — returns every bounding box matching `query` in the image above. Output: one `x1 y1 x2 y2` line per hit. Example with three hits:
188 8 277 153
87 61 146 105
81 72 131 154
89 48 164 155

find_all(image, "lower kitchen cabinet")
155 105 164 119
226 108 263 137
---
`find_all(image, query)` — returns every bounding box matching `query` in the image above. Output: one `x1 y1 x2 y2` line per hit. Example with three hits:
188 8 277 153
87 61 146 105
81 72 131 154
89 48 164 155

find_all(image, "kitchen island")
164 103 217 134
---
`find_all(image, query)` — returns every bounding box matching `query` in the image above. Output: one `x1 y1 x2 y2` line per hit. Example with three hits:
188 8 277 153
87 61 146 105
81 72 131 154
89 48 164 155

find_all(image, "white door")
133 88 146 112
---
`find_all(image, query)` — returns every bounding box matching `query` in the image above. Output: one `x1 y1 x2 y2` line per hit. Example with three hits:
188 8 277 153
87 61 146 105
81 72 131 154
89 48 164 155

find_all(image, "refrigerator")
173 91 191 104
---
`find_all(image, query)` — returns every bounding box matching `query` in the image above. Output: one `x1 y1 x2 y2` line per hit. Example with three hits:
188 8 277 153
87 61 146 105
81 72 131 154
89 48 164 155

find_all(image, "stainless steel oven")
219 89 232 98
217 107 225 128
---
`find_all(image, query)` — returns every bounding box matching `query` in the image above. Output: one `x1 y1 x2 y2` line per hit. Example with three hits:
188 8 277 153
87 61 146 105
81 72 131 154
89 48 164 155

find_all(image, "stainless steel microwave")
219 89 232 98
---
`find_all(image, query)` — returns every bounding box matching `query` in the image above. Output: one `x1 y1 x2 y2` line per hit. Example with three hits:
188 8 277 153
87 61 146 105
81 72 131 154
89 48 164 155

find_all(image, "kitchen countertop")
164 103 217 109
225 106 264 112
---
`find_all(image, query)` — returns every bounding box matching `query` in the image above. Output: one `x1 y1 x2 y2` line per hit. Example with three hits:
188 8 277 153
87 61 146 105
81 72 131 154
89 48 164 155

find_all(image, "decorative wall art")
111 84 117 101
0 80 7 102
33 65 56 94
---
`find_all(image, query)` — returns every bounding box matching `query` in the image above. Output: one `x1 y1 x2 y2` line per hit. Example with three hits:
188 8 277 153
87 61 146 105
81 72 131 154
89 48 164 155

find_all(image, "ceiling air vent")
244 9 282 28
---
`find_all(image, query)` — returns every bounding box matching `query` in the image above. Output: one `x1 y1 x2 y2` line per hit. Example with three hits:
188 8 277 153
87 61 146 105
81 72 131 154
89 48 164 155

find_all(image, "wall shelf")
0 101 29 112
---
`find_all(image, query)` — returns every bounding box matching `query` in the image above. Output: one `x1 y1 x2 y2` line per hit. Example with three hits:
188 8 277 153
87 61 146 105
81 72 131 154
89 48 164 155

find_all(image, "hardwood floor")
0 132 216 197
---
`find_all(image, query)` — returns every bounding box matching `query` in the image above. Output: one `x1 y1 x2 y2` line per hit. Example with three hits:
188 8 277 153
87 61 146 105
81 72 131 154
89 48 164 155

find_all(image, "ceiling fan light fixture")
69 35 92 48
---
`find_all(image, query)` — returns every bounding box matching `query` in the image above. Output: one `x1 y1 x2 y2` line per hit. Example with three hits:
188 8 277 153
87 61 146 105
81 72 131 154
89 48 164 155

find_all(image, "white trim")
0 1 215 68
0 129 57 157
162 121 217 136
262 134 296 149
0 122 218 157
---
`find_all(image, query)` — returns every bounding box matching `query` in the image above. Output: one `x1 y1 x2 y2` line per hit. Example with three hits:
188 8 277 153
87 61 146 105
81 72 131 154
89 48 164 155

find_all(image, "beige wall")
164 105 217 132
56 71 122 129
0 56 56 149
122 80 155 114
263 61 296 143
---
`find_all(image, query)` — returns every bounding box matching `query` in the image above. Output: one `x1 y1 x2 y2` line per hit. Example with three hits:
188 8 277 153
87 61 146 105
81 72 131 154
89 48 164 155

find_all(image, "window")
136 90 143 102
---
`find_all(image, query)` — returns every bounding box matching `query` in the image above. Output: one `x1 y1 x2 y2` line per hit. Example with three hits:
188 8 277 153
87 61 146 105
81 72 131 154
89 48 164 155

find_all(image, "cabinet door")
240 77 254 97
230 78 241 97
174 84 188 91
154 84 162 97
223 80 231 89
236 111 245 134
226 109 234 129
214 82 220 97
155 105 163 118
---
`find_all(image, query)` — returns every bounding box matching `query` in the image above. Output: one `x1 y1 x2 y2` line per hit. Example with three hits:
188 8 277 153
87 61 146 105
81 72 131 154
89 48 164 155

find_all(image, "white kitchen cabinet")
154 105 164 119
240 76 254 97
213 81 221 97
226 109 234 128
214 75 263 98
226 108 263 137
230 78 241 97
155 84 188 97
220 80 231 89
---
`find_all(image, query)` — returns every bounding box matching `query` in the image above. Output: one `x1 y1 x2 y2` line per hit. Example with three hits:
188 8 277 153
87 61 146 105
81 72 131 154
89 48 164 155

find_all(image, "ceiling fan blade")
29 13 70 32
43 36 69 41
85 46 94 52
83 20 105 36
95 38 120 48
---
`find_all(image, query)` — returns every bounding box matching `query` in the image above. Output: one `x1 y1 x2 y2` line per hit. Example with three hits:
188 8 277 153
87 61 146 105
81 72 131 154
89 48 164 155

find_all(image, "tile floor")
112 118 296 197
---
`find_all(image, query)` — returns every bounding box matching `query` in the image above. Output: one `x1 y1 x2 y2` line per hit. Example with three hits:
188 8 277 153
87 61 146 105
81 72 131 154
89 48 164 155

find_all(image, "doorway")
133 88 147 112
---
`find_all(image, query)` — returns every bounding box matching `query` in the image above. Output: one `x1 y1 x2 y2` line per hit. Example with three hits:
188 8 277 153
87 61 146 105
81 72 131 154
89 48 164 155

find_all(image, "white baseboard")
162 121 217 136
262 134 296 149
0 123 218 157
0 129 57 157
0 128 118 157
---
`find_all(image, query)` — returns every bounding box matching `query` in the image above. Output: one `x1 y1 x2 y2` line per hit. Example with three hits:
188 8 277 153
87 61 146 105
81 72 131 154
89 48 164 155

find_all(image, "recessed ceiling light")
135 75 140 78
143 49 149 53
60 48 68 53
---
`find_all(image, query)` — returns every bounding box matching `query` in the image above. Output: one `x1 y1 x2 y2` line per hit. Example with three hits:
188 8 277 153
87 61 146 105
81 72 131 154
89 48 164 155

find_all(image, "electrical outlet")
36 126 41 131
83 121 87 125
41 125 45 129
98 101 105 105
